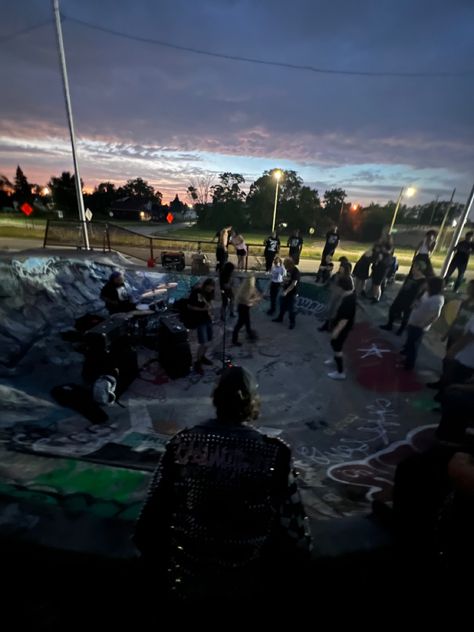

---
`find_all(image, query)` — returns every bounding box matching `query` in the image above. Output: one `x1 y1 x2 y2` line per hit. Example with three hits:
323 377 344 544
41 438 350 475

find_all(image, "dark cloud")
0 0 473 202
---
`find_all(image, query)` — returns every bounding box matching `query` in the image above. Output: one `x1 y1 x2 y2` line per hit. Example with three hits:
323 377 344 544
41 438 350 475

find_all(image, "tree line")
1 165 465 241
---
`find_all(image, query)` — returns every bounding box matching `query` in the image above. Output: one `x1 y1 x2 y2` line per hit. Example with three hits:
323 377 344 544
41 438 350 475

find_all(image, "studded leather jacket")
134 420 311 599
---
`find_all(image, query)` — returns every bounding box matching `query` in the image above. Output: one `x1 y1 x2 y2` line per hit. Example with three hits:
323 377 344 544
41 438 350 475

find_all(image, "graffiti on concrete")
327 424 437 502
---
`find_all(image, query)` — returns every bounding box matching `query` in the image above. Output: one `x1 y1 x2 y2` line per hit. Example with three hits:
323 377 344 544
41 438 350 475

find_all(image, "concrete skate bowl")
0 254 197 375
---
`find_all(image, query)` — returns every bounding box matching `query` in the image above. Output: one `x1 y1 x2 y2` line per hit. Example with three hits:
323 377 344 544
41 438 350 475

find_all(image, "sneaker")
233 341 242 347
289 323 295 330
324 358 334 366
201 356 213 366
379 324 392 331
318 323 329 332
327 371 346 380
194 361 204 375
426 381 442 389
370 298 379 304
266 309 275 316
395 329 404 336
272 318 283 323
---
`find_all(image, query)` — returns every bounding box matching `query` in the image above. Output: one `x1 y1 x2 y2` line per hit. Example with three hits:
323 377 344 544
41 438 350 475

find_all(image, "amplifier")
161 251 185 271
158 315 189 345
191 253 210 275
84 314 130 352
158 315 191 378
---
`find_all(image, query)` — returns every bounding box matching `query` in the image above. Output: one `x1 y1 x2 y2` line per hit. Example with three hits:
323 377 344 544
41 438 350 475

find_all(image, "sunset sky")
1 0 473 206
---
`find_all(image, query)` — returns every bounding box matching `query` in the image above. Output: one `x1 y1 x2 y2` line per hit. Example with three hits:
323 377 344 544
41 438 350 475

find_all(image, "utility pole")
429 195 439 226
434 188 455 254
441 184 474 278
52 0 90 250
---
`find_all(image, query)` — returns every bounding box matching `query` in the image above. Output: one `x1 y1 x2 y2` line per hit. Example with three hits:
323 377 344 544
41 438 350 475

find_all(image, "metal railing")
43 220 290 271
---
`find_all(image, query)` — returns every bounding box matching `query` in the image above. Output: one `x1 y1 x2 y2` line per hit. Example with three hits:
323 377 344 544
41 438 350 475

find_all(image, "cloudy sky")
1 0 473 205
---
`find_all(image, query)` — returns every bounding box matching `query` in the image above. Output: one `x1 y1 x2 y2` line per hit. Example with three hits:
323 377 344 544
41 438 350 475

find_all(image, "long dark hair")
219 261 235 286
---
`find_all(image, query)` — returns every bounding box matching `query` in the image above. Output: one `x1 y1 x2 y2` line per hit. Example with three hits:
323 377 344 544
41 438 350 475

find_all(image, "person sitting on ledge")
133 366 312 601
100 271 136 314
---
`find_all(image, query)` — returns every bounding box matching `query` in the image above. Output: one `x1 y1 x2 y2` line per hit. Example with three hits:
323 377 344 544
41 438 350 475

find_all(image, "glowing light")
452 219 458 227
273 170 282 181
309 227 315 235
351 203 359 211
405 187 416 197
139 211 145 219
41 186 50 196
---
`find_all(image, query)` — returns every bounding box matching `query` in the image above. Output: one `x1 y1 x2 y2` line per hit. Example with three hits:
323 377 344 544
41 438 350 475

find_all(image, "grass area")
164 226 473 270
0 226 46 239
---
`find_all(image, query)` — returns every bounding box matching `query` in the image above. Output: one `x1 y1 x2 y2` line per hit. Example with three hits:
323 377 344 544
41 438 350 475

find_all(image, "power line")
0 19 52 45
62 13 472 79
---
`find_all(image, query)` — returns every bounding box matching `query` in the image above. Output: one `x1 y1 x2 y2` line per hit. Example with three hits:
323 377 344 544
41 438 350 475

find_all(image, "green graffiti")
411 395 437 412
32 459 149 503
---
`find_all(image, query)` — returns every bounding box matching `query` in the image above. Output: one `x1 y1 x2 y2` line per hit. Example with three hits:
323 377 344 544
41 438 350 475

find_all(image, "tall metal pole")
440 183 474 278
434 188 455 254
52 0 90 250
429 194 439 226
388 187 404 235
271 178 280 233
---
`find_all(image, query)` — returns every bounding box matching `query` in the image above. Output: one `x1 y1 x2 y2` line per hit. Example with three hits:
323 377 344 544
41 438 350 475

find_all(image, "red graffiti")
345 322 423 393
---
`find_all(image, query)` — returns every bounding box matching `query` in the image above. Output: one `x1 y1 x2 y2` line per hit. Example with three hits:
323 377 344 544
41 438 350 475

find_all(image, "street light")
388 186 416 234
271 170 282 233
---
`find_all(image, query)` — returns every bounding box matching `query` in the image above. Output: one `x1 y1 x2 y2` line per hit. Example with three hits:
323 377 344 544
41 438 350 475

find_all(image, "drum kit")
128 282 179 347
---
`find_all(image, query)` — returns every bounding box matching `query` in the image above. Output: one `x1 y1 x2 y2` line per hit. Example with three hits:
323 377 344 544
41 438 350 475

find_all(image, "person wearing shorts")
187 278 215 373
326 276 356 380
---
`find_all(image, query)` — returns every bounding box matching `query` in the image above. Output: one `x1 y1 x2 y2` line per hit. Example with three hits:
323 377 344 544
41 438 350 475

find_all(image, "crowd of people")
100 224 474 600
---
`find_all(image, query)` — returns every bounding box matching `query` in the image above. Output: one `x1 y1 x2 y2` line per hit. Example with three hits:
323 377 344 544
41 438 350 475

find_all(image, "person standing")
445 231 474 292
219 261 236 321
353 250 373 296
187 278 216 374
287 229 303 265
263 231 281 272
214 225 232 272
321 225 340 264
401 276 445 370
267 256 285 315
380 260 427 335
413 230 437 277
232 230 248 271
272 258 301 330
318 258 352 331
370 235 395 303
133 366 312 601
232 276 260 346
325 276 357 381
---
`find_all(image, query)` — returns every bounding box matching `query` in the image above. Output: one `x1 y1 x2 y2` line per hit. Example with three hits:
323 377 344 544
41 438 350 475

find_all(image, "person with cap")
100 271 136 314
133 366 312 601
380 259 427 335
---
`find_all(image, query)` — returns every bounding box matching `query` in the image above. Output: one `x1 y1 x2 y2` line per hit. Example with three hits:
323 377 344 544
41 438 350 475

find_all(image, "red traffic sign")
20 202 33 216
166 212 174 224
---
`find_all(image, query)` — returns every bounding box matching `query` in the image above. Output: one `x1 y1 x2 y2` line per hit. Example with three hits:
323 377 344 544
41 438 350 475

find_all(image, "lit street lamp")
388 186 416 234
271 170 282 233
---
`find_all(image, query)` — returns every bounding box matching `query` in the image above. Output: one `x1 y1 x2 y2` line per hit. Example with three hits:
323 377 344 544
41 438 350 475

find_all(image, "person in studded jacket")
133 366 312 601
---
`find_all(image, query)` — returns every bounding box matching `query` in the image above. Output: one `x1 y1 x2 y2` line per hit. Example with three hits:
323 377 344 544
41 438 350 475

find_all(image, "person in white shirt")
267 256 285 315
401 276 444 370
412 230 437 277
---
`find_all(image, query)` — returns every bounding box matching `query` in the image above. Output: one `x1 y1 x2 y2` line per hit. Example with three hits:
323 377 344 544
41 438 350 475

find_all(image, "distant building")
109 197 166 222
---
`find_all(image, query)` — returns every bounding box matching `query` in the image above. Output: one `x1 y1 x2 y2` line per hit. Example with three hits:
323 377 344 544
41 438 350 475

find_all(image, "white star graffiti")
358 343 391 359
